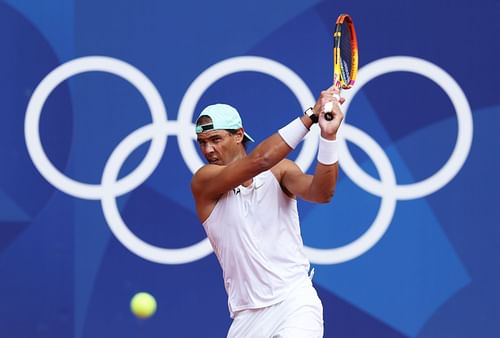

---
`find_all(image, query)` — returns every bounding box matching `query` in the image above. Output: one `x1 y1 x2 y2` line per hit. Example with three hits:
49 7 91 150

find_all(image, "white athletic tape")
324 102 334 113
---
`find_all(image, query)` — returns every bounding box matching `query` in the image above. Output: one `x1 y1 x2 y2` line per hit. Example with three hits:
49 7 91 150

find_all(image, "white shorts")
227 279 324 338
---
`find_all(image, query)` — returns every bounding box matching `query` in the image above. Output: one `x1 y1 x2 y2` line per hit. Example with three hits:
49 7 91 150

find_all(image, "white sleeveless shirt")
202 170 310 316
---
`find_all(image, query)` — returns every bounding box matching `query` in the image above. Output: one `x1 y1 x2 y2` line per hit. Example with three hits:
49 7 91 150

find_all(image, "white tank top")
202 170 310 316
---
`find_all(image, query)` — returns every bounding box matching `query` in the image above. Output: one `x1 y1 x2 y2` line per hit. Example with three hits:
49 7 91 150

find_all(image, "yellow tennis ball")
130 292 157 319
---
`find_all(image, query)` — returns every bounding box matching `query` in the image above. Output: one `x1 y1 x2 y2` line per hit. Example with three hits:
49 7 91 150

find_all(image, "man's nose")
204 142 215 153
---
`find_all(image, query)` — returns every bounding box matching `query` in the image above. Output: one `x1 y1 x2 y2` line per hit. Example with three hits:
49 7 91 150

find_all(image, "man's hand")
312 78 344 140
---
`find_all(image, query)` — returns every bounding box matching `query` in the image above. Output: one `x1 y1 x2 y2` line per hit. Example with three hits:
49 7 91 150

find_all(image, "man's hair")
196 115 249 148
196 115 213 126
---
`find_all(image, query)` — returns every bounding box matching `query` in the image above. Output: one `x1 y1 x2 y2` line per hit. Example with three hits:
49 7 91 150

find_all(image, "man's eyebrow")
197 134 223 142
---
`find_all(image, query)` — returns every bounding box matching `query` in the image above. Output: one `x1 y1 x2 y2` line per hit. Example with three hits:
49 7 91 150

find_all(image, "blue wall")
1 0 499 337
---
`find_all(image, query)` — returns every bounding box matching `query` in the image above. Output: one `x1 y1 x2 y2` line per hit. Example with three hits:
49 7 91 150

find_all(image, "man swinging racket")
191 80 344 337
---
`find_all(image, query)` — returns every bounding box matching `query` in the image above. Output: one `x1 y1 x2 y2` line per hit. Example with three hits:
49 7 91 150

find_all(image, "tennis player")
191 83 343 337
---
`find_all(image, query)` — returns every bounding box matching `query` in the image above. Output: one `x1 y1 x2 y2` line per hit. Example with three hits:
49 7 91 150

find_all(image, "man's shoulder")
191 164 226 189
193 163 224 177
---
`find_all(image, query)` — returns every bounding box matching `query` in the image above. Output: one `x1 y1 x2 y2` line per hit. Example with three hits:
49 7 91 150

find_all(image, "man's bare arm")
192 85 341 203
278 83 343 203
191 131 303 201
278 160 338 203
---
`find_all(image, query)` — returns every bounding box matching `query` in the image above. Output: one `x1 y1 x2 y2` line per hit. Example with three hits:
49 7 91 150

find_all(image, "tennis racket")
325 14 359 121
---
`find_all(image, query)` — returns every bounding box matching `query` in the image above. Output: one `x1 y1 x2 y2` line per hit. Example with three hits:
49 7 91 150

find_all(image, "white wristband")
278 117 309 149
317 136 338 165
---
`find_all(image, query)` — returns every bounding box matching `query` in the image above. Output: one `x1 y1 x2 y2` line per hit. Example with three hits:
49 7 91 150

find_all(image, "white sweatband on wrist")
278 117 309 149
317 136 338 165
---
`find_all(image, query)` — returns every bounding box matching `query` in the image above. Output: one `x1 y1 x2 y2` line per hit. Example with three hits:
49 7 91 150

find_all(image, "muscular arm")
191 84 342 221
192 117 314 222
278 159 338 203
277 83 344 203
191 116 313 201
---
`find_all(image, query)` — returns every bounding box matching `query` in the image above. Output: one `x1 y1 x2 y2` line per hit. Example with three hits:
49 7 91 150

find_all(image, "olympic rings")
24 55 473 265
24 56 168 200
177 56 318 174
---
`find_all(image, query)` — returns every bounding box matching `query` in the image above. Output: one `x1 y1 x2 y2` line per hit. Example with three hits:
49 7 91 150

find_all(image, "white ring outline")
176 56 318 174
100 122 213 264
24 56 168 200
339 56 473 199
304 124 397 264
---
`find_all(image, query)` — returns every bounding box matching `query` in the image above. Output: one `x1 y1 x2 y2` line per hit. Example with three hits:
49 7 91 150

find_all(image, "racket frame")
333 14 358 89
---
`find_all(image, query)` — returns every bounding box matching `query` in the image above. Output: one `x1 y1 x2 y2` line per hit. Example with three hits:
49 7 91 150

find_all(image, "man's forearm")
308 136 339 202
247 117 310 173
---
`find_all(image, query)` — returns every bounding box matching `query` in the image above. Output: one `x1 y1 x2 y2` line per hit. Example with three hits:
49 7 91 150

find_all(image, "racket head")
333 14 358 89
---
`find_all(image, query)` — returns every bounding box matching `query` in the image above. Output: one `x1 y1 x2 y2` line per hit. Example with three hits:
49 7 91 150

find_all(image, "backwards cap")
195 104 254 143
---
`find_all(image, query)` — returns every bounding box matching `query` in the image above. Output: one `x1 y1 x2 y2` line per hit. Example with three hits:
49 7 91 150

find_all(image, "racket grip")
324 93 340 121
324 101 334 121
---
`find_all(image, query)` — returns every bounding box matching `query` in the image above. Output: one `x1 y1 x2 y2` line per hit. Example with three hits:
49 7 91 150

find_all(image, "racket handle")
324 93 340 121
324 101 334 121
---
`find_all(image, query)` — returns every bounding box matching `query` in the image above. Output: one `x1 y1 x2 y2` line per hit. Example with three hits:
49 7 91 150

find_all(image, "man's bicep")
192 161 257 200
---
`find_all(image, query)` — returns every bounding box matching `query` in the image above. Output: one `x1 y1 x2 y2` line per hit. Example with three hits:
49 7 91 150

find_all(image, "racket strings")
339 22 353 81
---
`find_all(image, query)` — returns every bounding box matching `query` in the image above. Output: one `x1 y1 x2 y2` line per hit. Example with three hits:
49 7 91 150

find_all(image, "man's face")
196 129 242 165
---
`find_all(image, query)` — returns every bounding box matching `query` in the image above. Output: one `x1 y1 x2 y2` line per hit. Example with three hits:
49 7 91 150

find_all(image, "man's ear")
235 129 245 143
